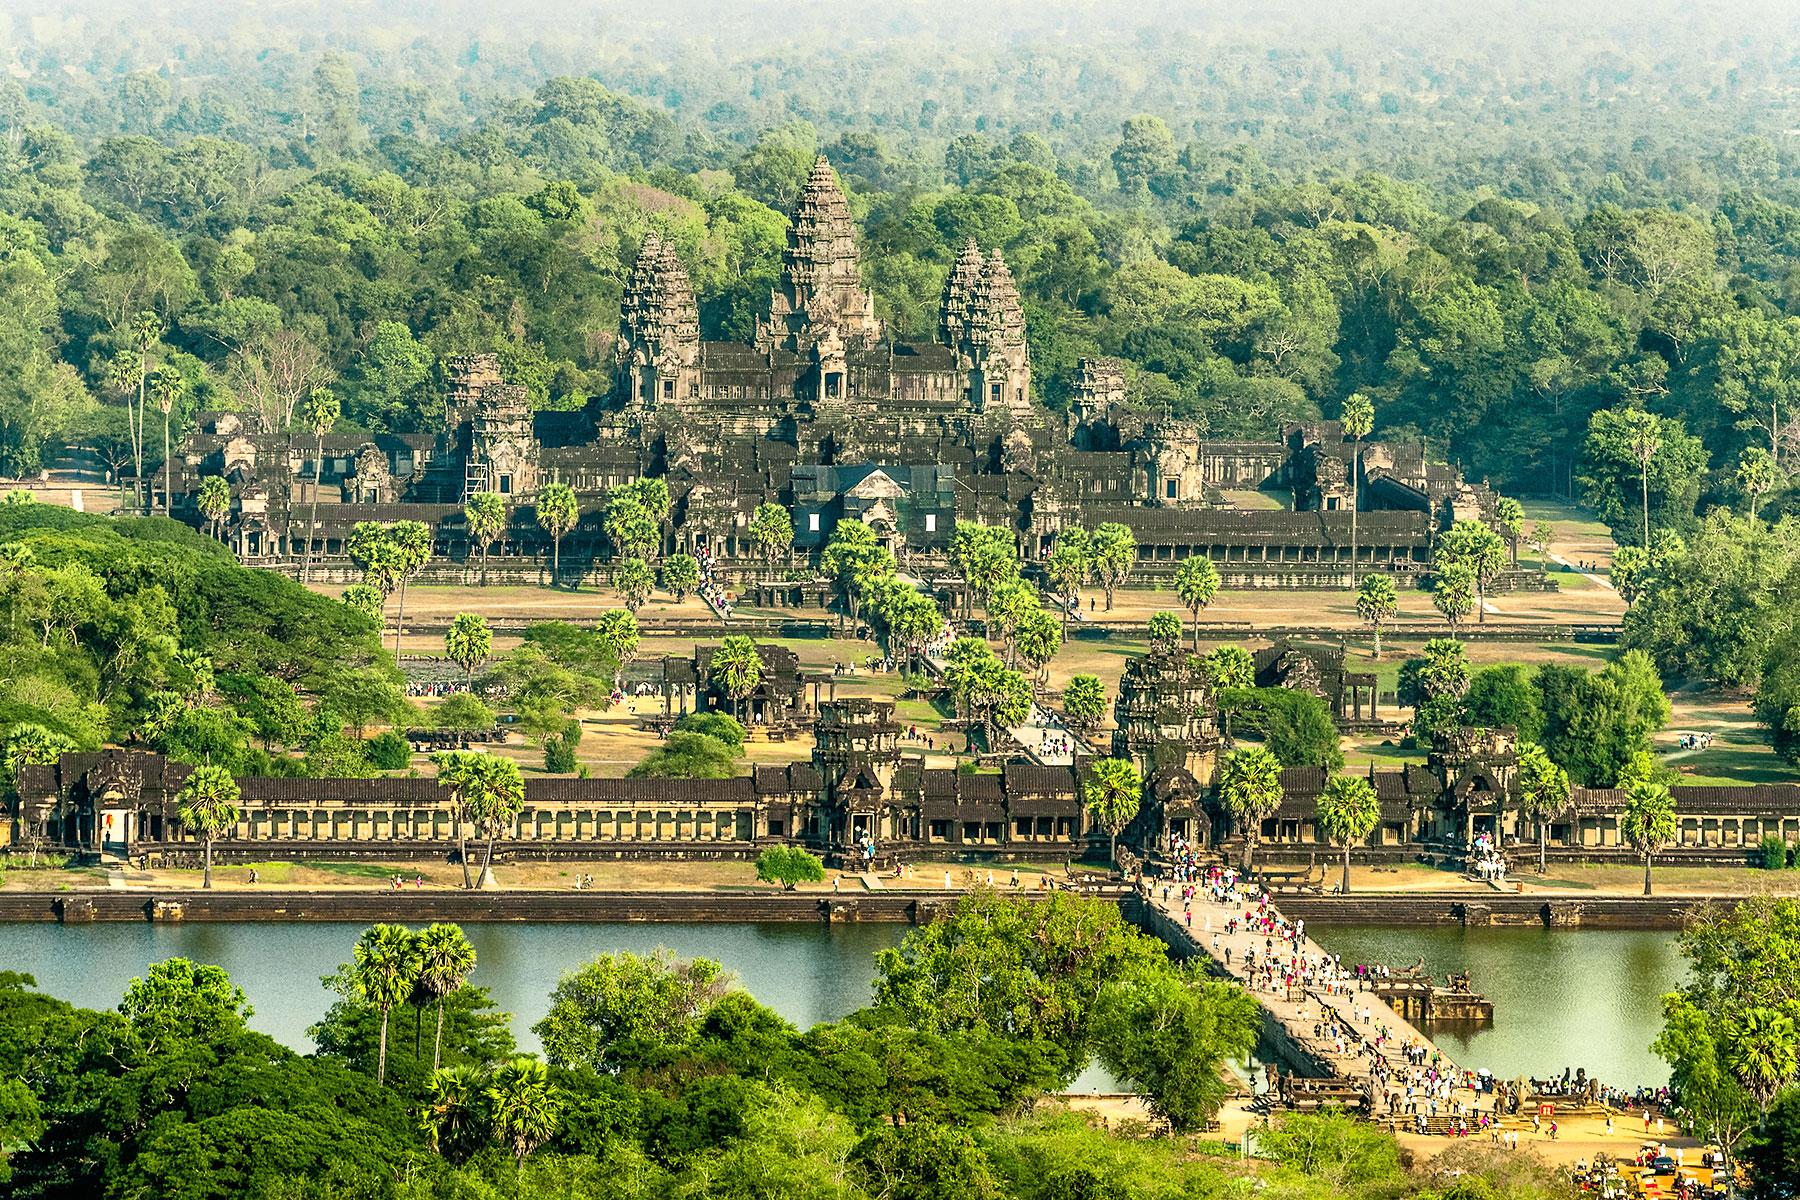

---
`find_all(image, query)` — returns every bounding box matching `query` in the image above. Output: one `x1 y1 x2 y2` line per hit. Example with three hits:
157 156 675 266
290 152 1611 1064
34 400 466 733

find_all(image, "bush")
1759 834 1791 871
626 732 739 779
673 711 745 752
432 691 496 731
544 733 578 774
363 731 412 771
1218 687 1343 769
756 846 826 889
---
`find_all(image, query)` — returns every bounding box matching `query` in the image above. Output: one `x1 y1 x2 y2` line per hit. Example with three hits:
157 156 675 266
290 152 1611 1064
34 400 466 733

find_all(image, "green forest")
1 0 1799 525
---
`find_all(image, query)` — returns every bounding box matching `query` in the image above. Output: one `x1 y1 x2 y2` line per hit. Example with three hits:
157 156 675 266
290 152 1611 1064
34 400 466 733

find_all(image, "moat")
1 919 1688 1085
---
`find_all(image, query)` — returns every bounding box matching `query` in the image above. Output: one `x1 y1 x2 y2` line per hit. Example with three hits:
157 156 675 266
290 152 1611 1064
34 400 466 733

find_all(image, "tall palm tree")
414 923 478 1069
1082 756 1143 866
485 1057 563 1169
298 388 339 582
353 923 420 1085
104 355 138 508
1315 774 1380 894
150 369 186 516
432 751 480 889
467 755 525 890
130 311 162 512
175 764 240 888
387 519 434 657
195 476 231 541
1340 392 1374 585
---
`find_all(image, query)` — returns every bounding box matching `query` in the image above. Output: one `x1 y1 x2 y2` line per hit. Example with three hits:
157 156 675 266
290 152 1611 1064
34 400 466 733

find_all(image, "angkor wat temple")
162 156 1520 588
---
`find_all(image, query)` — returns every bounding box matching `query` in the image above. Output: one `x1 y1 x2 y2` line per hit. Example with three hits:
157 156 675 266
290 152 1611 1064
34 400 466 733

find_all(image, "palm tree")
1355 573 1398 660
1219 745 1284 872
709 635 764 723
444 612 493 683
414 923 478 1070
534 480 579 584
1315 774 1380 894
130 310 162 512
1341 392 1374 584
298 387 339 582
104 355 137 508
432 751 481 889
1083 757 1143 866
1173 556 1221 652
1621 778 1677 896
1726 1007 1799 1116
464 492 507 586
150 369 186 516
195 476 231 540
485 1056 563 1169
1517 742 1572 874
466 754 526 890
421 1065 486 1160
387 519 434 657
1625 409 1662 549
353 923 420 1086
175 764 240 888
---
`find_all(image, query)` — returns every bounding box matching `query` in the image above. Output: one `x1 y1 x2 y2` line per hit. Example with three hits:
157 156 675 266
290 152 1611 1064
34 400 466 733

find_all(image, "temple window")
498 475 512 494
662 379 675 399
825 372 842 398
989 383 1002 405
808 513 821 532
1166 480 1178 499
924 513 937 532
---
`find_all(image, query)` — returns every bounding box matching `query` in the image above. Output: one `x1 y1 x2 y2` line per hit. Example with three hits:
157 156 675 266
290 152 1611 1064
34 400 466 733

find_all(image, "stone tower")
962 250 1032 419
938 238 986 352
618 232 701 411
812 697 903 857
759 158 881 402
1066 356 1127 446
464 381 537 500
445 353 505 432
1111 646 1222 783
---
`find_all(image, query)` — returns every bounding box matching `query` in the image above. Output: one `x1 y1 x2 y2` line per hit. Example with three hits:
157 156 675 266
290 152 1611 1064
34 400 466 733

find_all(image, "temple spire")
758 156 881 355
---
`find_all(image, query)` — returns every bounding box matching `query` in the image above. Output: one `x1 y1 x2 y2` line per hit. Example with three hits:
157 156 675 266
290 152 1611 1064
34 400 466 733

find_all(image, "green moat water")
0 921 1687 1087
1310 925 1687 1086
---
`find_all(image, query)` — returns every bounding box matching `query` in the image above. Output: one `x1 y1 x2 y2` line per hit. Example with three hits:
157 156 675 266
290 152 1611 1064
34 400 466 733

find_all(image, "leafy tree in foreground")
535 948 735 1072
444 611 493 682
485 1056 563 1168
1091 967 1260 1132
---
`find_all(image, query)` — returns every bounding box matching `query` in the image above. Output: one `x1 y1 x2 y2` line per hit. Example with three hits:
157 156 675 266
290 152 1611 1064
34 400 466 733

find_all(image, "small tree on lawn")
387 519 434 657
445 612 493 683
1173 556 1221 652
1432 561 1476 631
1315 774 1379 894
467 754 526 890
175 764 240 890
464 492 507 587
1219 745 1283 872
1045 531 1091 638
1355 573 1398 660
1084 756 1144 866
1062 674 1107 732
1147 611 1181 654
756 845 826 890
534 481 579 582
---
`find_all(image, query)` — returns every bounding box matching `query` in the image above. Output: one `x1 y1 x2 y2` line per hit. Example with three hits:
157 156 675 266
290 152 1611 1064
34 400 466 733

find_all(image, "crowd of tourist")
694 546 735 619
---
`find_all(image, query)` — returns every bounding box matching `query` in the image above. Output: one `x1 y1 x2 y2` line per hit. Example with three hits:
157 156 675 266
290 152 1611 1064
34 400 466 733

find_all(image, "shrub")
756 846 827 889
544 734 578 774
673 711 745 752
432 692 496 731
1759 834 1791 871
363 731 412 771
